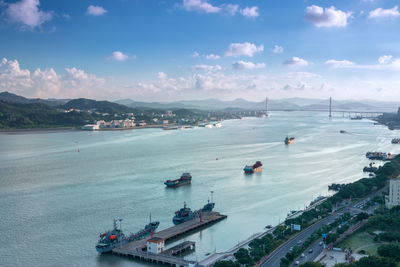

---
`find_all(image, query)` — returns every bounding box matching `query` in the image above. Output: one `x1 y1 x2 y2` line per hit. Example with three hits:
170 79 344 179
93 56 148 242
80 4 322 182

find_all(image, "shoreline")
0 124 180 134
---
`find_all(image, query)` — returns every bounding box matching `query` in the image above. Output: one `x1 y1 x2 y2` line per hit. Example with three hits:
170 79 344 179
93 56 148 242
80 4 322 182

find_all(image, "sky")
1 0 400 102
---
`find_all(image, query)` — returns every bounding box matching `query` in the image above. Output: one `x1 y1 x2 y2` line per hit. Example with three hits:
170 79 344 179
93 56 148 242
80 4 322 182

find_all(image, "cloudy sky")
1 0 400 101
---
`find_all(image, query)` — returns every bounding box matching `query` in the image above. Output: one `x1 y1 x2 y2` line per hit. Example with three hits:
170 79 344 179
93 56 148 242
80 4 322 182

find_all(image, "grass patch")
362 243 380 256
338 232 376 253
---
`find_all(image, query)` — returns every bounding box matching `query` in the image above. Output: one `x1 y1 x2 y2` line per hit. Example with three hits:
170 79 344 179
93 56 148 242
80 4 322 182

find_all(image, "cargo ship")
392 138 400 144
173 194 216 225
96 218 159 254
284 137 295 145
164 173 192 188
243 161 263 174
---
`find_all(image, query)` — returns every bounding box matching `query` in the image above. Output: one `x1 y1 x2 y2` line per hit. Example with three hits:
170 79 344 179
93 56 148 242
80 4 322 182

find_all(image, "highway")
261 213 342 267
261 186 387 267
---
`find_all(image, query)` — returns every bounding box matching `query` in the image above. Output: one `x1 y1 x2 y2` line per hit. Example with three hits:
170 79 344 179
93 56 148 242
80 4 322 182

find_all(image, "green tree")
213 260 238 267
233 248 253 265
377 244 400 261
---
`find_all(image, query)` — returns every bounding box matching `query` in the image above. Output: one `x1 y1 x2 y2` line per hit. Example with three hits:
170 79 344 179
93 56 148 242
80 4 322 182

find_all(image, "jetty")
112 212 227 266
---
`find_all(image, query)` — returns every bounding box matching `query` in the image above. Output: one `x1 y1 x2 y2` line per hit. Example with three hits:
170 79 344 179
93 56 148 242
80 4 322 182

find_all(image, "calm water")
1 111 399 267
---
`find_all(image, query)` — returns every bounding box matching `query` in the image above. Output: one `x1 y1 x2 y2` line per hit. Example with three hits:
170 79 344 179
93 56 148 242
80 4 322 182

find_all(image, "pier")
112 212 227 266
162 241 195 256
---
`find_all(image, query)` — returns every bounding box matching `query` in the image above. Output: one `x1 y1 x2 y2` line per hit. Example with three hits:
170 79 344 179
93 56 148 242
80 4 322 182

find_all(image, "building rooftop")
147 237 165 243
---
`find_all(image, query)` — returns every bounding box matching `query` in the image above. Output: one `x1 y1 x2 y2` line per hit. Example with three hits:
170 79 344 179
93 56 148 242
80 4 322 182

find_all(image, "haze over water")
1 111 399 266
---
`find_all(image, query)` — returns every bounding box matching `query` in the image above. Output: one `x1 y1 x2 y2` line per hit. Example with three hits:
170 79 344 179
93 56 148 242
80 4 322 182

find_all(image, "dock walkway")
162 241 195 256
113 212 227 266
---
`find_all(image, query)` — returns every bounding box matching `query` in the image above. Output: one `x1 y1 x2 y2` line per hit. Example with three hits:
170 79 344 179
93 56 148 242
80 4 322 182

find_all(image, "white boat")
214 122 222 128
205 124 213 128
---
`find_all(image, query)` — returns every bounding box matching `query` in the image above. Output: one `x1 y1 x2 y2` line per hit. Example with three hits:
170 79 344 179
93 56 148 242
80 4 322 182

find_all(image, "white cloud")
181 1 258 17
5 0 52 28
87 5 107 16
324 56 400 71
283 57 309 67
225 42 264 57
305 5 352 27
378 55 393 64
157 72 167 79
232 61 265 70
0 58 105 98
205 54 220 60
272 45 284 54
369 6 400 18
193 64 222 71
222 4 239 15
182 0 220 13
325 59 355 68
240 6 259 18
191 51 200 58
108 51 135 61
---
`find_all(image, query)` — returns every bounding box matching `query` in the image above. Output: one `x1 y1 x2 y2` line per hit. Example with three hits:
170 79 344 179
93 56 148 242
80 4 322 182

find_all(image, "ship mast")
265 97 269 116
329 97 332 118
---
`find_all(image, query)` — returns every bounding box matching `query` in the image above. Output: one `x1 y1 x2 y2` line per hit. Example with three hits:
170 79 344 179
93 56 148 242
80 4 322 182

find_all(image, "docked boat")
366 151 397 161
172 194 216 225
284 137 295 145
172 202 195 225
243 161 263 174
164 173 192 188
214 122 222 128
96 218 159 254
205 124 213 128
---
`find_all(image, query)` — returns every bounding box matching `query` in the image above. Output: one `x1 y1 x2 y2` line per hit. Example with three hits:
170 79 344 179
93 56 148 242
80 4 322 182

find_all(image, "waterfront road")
261 213 342 267
261 186 387 267
290 238 324 266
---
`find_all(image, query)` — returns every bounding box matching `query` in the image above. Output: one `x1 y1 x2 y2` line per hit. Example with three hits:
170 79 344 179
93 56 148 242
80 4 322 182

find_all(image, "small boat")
243 161 263 174
214 122 222 128
340 130 347 134
351 116 362 120
205 124 213 128
284 137 295 145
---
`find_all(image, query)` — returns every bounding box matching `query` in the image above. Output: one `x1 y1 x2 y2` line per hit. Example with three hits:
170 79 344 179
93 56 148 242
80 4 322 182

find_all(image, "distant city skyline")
1 0 400 101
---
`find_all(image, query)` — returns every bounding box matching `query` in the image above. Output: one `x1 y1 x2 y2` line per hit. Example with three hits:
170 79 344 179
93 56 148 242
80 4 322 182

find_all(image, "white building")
146 237 165 254
386 177 400 209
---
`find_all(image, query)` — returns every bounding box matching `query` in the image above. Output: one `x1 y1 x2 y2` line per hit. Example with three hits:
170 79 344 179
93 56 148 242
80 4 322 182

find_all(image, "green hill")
0 101 96 129
60 98 137 114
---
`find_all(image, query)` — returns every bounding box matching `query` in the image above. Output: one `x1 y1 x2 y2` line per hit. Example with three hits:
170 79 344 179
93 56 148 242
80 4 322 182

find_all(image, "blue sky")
1 0 400 101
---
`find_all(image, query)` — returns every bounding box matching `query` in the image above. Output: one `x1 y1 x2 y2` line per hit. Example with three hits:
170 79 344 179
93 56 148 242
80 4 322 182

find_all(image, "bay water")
1 111 399 266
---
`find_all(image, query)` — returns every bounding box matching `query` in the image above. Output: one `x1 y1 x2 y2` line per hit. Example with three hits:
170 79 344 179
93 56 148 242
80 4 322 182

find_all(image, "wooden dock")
112 212 226 266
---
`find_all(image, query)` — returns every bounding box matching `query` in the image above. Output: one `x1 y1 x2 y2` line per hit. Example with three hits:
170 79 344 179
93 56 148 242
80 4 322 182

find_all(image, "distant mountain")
303 99 376 111
0 91 68 106
115 98 303 111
